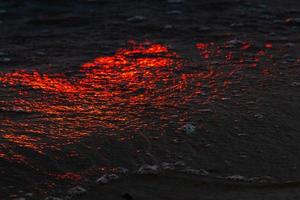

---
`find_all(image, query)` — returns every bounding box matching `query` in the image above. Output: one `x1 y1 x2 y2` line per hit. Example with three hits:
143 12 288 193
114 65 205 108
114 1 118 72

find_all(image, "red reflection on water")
0 42 185 161
2 134 42 153
0 71 80 94
241 42 251 50
195 41 277 73
50 172 82 182
196 43 209 50
265 43 273 49
0 40 285 163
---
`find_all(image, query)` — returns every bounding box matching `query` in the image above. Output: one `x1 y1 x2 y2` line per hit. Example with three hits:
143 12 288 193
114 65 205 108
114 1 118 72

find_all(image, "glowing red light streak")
0 40 285 163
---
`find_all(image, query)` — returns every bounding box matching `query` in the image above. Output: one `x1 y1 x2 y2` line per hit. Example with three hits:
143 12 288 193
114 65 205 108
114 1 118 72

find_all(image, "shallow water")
0 40 293 193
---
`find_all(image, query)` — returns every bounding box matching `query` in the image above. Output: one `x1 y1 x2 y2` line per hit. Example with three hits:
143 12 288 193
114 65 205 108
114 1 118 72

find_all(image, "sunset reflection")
0 40 284 162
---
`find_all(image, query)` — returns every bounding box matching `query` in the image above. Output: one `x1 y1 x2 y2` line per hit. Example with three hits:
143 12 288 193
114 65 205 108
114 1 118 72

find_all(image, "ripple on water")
0 40 289 183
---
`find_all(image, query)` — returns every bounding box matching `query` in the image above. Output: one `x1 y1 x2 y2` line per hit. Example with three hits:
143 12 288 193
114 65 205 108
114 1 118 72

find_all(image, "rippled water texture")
0 40 289 177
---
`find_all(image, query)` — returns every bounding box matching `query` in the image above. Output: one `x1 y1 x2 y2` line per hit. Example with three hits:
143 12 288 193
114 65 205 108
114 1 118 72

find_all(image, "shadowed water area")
0 41 279 156
1 38 299 197
1 1 300 199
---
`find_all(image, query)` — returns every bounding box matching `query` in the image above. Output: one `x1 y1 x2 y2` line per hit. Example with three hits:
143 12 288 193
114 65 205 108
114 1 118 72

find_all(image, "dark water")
0 40 296 196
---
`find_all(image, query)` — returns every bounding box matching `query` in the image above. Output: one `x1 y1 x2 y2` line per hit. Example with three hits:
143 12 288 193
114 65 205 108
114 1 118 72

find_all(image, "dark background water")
0 0 300 199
